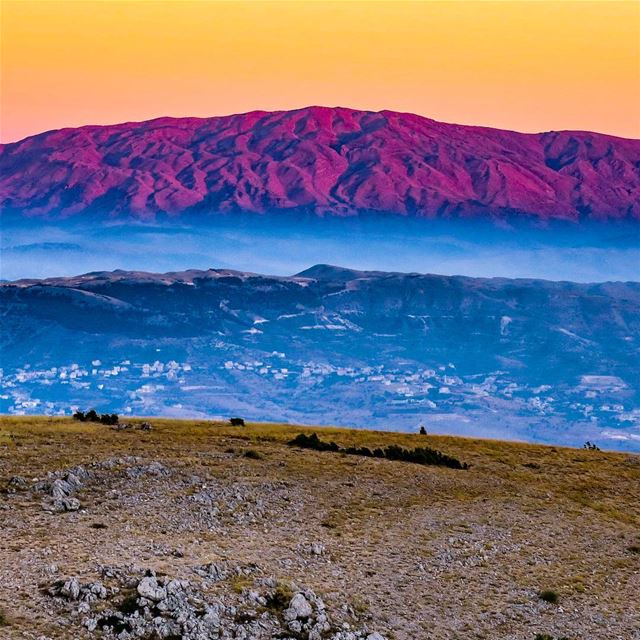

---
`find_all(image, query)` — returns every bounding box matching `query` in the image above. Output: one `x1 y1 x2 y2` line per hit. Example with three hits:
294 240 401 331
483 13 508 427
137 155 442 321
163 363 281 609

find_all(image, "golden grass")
2 415 639 531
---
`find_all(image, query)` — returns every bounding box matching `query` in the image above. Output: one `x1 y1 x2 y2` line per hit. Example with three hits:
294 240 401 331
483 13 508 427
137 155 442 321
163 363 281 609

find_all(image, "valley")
2 265 638 450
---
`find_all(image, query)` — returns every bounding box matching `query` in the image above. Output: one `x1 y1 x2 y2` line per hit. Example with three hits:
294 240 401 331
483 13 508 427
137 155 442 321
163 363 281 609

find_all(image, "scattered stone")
60 577 81 600
284 592 314 621
112 422 133 431
6 475 28 492
126 461 170 479
35 466 90 512
45 568 386 640
136 575 167 602
51 496 81 512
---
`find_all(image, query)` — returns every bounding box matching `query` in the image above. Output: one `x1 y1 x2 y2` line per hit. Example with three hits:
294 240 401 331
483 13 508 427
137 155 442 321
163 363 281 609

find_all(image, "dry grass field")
1 416 639 639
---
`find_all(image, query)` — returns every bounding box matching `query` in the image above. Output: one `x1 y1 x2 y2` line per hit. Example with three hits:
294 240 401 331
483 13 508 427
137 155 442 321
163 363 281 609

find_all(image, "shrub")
230 417 245 427
627 544 640 554
118 592 140 615
288 433 468 470
243 449 263 460
0 609 7 626
539 589 559 604
289 433 340 452
72 409 118 425
265 583 294 612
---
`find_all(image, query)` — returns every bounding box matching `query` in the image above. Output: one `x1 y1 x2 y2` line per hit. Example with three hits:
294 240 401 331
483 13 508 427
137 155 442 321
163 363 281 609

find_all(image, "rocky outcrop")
46 568 387 640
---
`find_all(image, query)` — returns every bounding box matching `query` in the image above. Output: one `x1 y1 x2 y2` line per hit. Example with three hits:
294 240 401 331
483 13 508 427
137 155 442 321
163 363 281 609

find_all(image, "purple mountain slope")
1 106 639 221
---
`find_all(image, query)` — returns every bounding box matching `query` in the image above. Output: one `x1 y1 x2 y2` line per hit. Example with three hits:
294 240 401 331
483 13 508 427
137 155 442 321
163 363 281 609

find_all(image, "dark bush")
265 583 294 612
539 589 559 604
583 441 601 451
118 593 141 615
230 417 245 427
288 433 468 470
289 433 340 452
72 409 118 425
243 449 263 460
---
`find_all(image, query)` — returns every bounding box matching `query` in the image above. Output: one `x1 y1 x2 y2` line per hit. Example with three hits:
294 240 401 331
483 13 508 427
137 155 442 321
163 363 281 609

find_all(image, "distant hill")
2 265 639 449
1 106 639 221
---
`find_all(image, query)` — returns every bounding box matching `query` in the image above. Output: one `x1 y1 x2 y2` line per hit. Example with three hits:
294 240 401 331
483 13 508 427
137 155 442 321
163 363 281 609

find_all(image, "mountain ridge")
2 106 639 221
2 264 639 448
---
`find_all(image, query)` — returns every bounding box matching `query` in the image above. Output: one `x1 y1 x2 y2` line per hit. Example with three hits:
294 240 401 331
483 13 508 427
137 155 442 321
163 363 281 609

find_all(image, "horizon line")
3 104 639 145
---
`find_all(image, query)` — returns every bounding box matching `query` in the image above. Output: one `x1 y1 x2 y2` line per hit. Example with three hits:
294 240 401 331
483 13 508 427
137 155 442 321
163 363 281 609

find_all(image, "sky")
1 0 639 143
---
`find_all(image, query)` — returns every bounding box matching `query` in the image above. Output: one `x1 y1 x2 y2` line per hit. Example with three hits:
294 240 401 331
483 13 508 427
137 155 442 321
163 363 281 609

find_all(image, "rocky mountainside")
2 265 639 448
1 106 639 221
2 417 639 639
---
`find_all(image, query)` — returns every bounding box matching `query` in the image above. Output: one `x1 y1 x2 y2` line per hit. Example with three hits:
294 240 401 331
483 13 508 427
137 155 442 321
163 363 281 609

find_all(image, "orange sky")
1 0 639 142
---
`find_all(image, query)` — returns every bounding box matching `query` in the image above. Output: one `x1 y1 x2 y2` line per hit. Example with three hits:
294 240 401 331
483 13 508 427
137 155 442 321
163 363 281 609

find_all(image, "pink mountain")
1 106 639 221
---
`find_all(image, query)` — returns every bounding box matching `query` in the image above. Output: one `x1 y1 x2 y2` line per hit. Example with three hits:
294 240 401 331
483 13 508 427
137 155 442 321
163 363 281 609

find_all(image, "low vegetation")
73 409 119 425
539 589 560 604
265 582 294 613
288 432 469 469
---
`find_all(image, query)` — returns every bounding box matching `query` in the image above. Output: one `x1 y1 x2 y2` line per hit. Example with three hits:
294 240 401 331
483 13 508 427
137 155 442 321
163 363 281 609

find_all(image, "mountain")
1 106 639 221
2 265 639 449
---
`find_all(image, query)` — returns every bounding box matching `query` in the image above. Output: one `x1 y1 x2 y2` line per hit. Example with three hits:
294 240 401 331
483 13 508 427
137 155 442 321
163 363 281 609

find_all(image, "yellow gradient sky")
1 0 639 142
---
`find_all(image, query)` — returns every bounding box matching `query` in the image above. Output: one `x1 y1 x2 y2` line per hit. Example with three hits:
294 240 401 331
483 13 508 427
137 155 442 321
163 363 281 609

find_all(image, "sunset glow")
2 0 639 142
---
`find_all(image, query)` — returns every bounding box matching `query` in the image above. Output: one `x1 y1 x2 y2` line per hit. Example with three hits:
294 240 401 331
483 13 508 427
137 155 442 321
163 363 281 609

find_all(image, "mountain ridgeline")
1 265 639 449
1 106 639 221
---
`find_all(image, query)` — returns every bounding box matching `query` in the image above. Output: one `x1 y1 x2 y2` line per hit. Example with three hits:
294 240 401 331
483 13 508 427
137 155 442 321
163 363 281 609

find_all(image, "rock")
83 617 98 632
50 478 73 499
45 567 383 640
140 421 153 431
61 577 81 600
194 562 229 582
137 576 167 602
6 475 28 492
126 461 170 479
51 497 81 512
284 592 314 621
367 633 387 640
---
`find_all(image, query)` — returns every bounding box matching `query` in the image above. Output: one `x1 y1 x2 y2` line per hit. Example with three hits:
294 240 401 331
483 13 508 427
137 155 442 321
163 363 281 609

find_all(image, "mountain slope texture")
1 106 639 220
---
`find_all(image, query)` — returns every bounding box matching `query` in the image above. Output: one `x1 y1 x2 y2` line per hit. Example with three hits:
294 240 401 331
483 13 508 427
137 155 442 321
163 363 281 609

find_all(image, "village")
1 351 637 448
